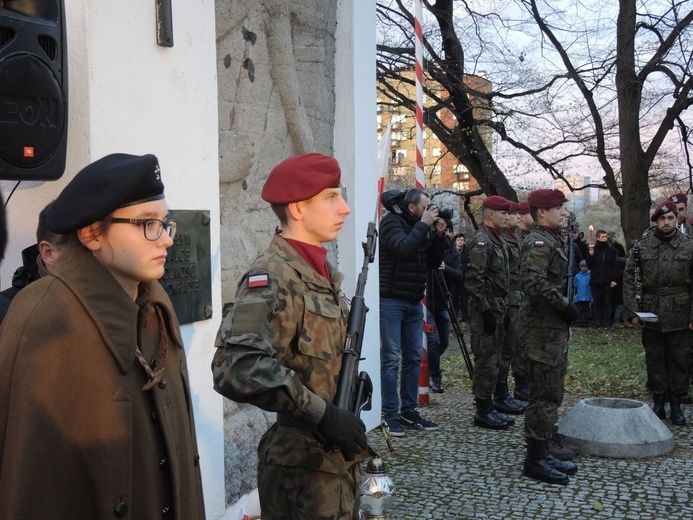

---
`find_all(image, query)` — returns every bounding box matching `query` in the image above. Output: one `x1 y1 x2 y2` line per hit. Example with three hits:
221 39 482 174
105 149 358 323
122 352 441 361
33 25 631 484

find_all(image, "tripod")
432 270 474 379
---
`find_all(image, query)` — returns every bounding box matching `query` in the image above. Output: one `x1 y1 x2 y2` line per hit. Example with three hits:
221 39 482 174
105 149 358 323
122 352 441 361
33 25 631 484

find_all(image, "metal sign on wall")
162 209 212 324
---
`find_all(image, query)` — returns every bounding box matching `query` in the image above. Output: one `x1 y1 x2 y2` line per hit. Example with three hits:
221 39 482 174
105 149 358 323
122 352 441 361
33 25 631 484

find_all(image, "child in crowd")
573 260 592 327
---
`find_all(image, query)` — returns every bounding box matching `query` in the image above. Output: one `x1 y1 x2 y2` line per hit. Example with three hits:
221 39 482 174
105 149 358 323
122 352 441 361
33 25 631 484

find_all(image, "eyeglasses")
110 218 177 241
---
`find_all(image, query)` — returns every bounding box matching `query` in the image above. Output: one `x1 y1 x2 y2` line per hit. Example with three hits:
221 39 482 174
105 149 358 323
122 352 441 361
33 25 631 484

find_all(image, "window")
432 147 441 157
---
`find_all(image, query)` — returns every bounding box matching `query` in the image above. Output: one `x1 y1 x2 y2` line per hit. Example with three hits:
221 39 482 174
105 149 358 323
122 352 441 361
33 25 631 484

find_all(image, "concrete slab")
558 397 674 458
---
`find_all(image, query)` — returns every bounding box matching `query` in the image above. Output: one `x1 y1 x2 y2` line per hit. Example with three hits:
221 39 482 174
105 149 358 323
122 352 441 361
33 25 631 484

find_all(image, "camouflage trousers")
519 328 569 441
642 328 693 395
470 307 506 399
258 462 361 519
497 304 522 391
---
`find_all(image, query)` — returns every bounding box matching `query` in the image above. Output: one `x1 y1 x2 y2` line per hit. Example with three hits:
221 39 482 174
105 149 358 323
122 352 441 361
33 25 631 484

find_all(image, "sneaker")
383 418 405 437
399 409 440 431
430 379 444 393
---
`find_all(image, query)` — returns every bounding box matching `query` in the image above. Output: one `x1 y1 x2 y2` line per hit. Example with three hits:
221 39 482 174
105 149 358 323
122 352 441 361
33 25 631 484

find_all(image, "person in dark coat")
379 188 446 436
0 154 205 520
586 229 619 329
426 221 464 393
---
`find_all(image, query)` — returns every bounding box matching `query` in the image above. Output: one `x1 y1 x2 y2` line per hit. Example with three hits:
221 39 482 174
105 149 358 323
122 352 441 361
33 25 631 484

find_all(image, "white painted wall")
335 0 380 431
1 1 227 518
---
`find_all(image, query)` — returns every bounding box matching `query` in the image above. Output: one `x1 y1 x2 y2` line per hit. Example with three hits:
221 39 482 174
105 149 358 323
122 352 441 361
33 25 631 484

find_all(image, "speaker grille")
0 27 15 50
38 34 57 61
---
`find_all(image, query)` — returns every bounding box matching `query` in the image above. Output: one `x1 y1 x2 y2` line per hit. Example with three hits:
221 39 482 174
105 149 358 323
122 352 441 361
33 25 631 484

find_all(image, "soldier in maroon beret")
516 201 534 245
465 194 520 430
498 200 530 417
517 188 579 485
665 193 693 237
624 197 693 427
213 153 369 518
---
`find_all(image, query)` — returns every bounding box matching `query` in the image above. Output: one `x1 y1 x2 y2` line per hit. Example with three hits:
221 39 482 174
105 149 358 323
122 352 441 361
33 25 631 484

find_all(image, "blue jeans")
380 298 423 421
426 308 450 381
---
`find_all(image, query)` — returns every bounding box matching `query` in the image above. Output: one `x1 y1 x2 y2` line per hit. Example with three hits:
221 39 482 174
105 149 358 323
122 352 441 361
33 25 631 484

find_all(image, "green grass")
440 326 649 399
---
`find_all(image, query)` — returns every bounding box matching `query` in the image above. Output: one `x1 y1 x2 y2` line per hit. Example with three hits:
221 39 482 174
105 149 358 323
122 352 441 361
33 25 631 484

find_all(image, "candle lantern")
359 457 396 519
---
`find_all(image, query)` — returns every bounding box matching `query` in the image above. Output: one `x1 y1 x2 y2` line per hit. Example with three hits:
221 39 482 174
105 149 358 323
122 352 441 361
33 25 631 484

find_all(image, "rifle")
333 221 376 417
566 213 576 302
433 270 473 379
632 242 643 312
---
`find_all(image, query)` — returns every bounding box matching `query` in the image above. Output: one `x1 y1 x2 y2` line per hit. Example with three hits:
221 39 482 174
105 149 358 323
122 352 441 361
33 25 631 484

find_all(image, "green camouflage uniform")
212 235 365 519
500 228 523 387
623 230 693 395
517 225 571 441
464 224 509 400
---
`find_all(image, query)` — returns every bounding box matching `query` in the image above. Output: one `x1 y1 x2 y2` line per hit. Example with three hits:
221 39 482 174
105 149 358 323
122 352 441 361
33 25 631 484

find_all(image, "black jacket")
379 211 446 302
427 240 464 311
586 240 618 285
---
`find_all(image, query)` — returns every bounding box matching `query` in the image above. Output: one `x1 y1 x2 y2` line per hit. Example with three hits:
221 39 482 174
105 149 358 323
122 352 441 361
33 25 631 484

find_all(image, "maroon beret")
651 200 677 222
527 189 567 209
667 192 687 206
517 201 530 215
261 153 341 204
482 195 511 211
507 202 519 214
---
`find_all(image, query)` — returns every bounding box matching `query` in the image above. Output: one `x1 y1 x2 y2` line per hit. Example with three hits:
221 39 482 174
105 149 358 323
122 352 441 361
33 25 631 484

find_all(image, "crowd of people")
1 149 692 516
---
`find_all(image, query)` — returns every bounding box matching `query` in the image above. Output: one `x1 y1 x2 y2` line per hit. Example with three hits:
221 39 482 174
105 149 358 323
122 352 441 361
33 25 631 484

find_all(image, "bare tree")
377 0 693 242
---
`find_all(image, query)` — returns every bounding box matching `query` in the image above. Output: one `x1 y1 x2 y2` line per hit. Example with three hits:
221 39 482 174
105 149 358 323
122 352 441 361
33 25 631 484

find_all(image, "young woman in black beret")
0 153 205 520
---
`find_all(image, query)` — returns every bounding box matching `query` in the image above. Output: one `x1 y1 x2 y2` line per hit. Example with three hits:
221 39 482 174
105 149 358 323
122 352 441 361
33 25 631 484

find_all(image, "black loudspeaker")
0 1 67 181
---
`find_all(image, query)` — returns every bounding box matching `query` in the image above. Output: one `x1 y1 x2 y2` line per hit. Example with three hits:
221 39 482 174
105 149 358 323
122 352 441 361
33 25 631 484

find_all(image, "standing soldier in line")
465 196 520 430
495 202 527 414
518 189 579 485
667 192 693 238
512 200 532 402
624 200 693 426
212 154 368 519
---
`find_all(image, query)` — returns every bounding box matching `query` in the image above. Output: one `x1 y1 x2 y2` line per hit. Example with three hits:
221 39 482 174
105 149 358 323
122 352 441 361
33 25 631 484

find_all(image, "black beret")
46 153 164 233
261 153 341 204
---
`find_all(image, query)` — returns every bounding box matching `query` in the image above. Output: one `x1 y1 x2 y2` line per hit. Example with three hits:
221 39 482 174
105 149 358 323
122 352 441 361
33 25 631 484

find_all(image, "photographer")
379 188 446 436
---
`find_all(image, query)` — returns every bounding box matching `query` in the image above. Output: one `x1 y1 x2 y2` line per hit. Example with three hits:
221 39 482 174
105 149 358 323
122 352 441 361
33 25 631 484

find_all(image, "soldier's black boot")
493 381 527 415
548 425 579 460
652 393 667 420
513 375 530 402
523 438 569 485
474 398 513 430
670 394 686 426
545 453 578 476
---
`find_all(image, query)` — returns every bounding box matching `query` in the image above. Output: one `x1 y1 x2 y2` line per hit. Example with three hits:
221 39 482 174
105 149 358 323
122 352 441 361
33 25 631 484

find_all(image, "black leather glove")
564 303 580 325
316 403 368 459
482 309 496 335
503 313 511 331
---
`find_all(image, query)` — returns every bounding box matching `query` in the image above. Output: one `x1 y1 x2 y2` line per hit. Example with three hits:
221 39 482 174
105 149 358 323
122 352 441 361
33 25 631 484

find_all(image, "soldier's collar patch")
476 241 486 248
534 240 545 247
248 273 269 288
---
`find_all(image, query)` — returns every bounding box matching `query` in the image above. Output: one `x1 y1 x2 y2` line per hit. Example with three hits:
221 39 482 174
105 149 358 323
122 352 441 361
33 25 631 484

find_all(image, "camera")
427 204 454 220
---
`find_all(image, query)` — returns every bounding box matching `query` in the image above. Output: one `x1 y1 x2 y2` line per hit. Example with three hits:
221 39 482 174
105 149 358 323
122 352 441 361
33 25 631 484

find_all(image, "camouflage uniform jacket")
502 228 523 308
623 230 693 332
517 225 570 330
464 224 509 313
212 235 364 474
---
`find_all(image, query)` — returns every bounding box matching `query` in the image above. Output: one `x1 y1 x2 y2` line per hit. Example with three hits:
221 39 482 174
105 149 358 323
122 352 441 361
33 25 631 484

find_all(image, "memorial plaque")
162 209 212 324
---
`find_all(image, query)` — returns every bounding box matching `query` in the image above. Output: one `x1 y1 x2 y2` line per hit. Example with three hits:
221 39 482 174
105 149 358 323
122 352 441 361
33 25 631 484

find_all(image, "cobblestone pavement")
366 388 693 519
